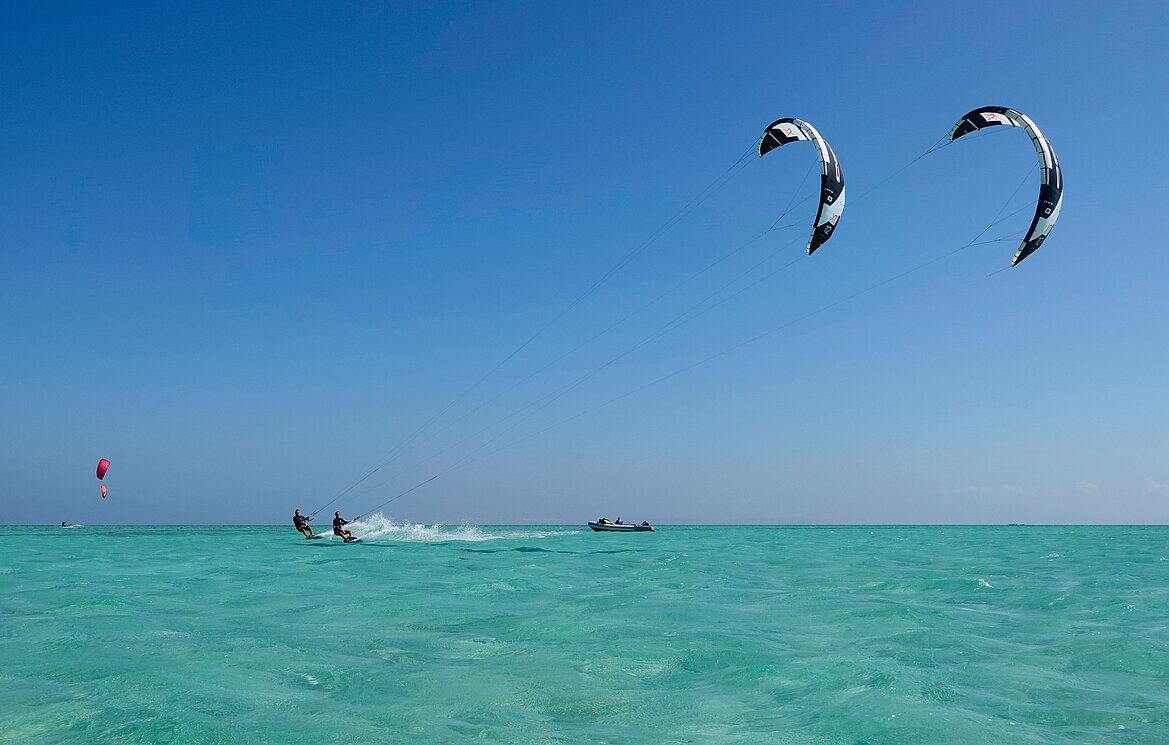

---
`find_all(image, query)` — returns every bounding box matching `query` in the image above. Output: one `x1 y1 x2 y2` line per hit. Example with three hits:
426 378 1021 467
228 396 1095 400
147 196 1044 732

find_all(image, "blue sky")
2 1 1166 525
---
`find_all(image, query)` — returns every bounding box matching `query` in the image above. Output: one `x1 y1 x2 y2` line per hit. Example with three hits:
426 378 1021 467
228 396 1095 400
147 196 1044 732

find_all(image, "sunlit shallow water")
2 524 1167 744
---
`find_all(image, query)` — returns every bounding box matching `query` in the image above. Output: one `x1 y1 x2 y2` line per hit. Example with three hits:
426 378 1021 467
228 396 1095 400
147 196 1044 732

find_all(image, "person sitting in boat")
333 511 360 542
293 509 315 537
615 516 622 524
641 521 650 527
597 517 611 524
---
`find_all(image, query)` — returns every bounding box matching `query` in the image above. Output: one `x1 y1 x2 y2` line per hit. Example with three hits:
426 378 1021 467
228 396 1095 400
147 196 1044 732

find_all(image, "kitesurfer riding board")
333 511 360 542
293 509 316 538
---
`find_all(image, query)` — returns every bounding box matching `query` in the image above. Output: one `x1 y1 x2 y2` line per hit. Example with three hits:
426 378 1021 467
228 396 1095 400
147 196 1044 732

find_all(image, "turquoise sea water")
2 523 1168 744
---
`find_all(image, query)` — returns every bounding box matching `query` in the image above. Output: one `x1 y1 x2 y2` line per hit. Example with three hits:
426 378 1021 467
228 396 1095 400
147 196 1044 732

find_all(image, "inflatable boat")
588 521 654 532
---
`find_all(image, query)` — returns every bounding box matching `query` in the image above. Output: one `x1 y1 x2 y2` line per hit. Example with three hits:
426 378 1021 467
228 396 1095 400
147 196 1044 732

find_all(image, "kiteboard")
305 535 324 540
343 539 363 544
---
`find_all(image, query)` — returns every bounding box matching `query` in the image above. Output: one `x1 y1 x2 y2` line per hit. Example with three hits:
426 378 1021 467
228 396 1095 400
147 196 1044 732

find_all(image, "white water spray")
351 513 498 542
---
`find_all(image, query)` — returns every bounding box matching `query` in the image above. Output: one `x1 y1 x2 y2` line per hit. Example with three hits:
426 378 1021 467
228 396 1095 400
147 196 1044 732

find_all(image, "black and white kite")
758 118 845 255
949 106 1063 266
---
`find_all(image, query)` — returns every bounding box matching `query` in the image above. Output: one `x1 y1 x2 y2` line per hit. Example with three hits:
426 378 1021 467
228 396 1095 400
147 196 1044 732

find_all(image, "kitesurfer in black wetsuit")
333 511 360 542
293 509 315 537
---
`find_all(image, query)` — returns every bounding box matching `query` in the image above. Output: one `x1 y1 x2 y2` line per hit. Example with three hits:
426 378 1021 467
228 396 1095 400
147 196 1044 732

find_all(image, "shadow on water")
305 542 392 550
301 544 645 555
460 547 644 555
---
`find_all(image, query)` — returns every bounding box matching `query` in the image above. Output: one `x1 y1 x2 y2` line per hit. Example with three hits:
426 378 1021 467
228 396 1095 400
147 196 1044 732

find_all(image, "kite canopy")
101 485 107 499
96 459 110 480
949 106 1063 266
758 118 846 255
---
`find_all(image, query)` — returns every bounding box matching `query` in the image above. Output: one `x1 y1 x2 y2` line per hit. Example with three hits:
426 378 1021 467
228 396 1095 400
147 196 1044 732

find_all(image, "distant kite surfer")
333 511 360 542
293 509 315 537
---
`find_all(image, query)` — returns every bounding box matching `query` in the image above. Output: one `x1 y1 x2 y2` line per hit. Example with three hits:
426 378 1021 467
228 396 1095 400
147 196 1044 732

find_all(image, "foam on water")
351 512 498 541
494 527 583 539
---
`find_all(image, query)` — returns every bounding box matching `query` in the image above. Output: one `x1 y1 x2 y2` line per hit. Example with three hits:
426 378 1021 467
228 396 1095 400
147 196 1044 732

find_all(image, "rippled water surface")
2 523 1168 744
